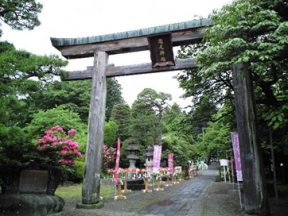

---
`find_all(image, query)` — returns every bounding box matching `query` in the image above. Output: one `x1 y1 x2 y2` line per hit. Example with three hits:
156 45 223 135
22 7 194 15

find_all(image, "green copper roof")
51 18 212 48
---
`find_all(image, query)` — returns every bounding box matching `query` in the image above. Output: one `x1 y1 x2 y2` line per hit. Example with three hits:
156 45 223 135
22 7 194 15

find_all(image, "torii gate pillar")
233 63 269 215
79 51 108 206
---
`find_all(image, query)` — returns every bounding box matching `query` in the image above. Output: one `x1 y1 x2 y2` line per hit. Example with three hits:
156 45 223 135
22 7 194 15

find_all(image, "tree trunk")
232 63 270 215
82 51 108 204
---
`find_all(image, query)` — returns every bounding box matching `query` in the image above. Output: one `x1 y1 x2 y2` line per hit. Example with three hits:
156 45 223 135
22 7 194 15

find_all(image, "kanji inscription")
148 34 175 68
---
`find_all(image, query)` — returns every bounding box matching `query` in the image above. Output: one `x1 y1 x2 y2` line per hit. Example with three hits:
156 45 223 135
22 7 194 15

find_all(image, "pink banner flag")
168 154 173 174
113 138 121 184
153 145 162 173
231 132 243 181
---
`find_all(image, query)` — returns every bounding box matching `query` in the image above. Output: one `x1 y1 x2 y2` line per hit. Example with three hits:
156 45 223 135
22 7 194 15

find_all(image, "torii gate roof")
51 18 211 48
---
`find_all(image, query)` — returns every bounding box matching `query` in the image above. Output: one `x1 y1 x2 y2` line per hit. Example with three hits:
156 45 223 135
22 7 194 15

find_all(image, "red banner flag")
113 138 121 184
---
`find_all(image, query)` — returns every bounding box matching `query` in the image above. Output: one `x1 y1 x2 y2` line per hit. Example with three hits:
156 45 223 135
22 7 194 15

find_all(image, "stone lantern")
125 140 140 169
144 145 154 168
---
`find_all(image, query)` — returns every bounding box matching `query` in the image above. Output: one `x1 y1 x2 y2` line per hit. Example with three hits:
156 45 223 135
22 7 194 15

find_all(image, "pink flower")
37 126 82 166
75 152 82 157
68 129 76 134
37 139 43 144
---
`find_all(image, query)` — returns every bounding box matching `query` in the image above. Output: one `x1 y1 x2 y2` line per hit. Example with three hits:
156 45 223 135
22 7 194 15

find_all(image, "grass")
55 183 115 200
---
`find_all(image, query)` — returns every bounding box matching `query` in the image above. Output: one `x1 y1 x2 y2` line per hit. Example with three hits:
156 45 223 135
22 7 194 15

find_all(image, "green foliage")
25 106 86 141
130 88 172 146
0 0 43 36
0 41 69 170
104 121 118 147
25 80 91 123
106 78 125 121
193 119 232 160
0 126 34 168
177 0 288 158
73 161 85 181
0 42 67 90
0 41 68 127
110 103 131 140
162 134 194 167
25 78 124 125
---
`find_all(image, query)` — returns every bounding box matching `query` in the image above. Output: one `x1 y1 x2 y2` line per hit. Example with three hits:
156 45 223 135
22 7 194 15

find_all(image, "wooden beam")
82 51 108 205
62 58 196 81
58 28 205 59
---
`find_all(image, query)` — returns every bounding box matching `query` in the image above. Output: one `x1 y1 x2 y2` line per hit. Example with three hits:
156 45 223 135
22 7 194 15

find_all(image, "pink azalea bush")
37 125 82 166
102 145 116 168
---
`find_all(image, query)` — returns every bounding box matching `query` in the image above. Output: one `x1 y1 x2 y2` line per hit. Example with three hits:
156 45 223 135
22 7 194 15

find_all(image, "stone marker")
19 170 48 194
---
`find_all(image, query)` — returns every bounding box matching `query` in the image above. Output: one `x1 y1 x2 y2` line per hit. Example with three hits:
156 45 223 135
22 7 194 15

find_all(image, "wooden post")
173 174 179 184
164 175 173 187
82 51 108 205
122 180 131 193
233 63 269 215
219 167 222 181
142 178 152 193
178 173 182 181
154 177 164 191
115 181 126 200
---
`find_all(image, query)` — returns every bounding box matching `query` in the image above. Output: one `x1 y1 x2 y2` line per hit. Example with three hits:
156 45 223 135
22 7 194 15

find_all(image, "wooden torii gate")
50 18 211 207
50 18 268 214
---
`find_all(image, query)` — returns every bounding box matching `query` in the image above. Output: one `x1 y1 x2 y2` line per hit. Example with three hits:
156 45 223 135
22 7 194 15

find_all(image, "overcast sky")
2 0 232 109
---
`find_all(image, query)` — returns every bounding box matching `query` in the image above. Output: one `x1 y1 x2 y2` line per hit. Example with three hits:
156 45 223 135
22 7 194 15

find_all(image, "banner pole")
114 185 116 201
231 156 235 189
237 180 243 208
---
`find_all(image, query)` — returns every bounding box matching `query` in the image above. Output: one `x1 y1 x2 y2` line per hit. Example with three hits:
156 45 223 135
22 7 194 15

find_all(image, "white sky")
1 0 232 109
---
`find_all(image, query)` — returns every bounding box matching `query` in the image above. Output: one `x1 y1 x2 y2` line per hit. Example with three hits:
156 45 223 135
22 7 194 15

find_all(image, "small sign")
148 34 175 68
220 159 228 166
19 170 48 194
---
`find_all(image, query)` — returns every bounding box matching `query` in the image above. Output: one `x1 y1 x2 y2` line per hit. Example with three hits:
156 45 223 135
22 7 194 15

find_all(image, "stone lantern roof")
125 140 140 152
144 145 153 157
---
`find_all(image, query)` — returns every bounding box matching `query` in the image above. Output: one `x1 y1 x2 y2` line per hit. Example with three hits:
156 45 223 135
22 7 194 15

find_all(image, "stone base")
114 195 126 200
0 194 64 216
141 189 152 193
76 201 103 209
154 188 164 191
